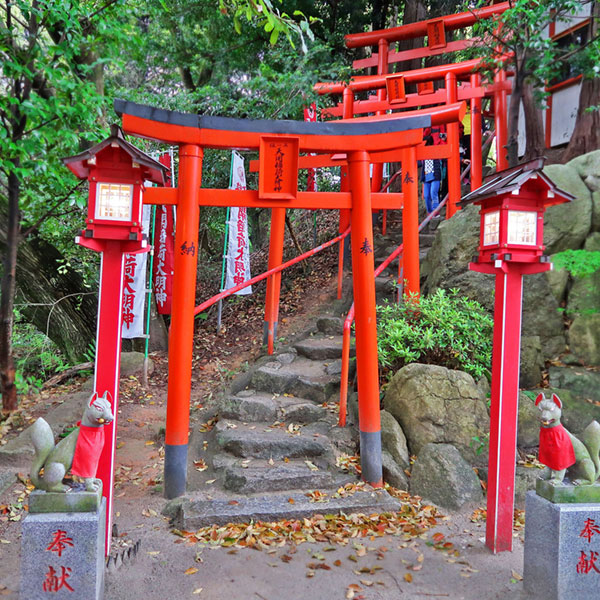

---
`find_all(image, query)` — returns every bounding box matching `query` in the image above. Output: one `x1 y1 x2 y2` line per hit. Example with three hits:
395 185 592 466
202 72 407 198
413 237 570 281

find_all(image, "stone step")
221 459 340 494
169 487 404 529
214 420 331 460
294 335 354 361
251 356 340 402
219 390 328 424
419 232 437 247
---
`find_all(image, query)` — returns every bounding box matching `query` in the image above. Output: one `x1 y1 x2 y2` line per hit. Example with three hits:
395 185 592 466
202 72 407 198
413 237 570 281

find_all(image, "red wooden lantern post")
462 159 573 553
63 127 166 552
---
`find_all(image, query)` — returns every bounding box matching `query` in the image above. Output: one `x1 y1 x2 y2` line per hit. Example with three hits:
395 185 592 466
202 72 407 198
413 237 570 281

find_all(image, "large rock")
548 366 600 404
520 336 545 389
120 351 154 378
521 273 566 359
380 410 409 469
593 190 600 232
545 257 570 305
567 149 600 184
409 443 483 510
381 450 408 490
383 363 489 465
542 163 592 253
564 233 600 320
569 313 600 365
421 204 482 300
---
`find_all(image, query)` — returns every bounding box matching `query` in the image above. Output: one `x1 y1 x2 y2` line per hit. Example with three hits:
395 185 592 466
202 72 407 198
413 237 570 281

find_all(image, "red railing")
194 227 351 317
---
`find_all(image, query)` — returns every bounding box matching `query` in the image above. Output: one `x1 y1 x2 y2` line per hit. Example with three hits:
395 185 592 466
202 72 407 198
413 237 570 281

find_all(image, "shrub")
376 289 493 380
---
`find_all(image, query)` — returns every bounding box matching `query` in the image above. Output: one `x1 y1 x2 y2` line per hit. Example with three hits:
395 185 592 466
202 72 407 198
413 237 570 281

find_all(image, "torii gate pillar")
164 144 203 498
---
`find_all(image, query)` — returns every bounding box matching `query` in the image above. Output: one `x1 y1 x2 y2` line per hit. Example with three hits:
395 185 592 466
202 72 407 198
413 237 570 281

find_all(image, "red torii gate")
315 57 512 211
315 1 512 234
115 99 464 497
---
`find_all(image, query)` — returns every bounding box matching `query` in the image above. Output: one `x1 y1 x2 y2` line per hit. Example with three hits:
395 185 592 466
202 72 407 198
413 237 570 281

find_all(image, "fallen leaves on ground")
470 507 525 531
172 492 439 550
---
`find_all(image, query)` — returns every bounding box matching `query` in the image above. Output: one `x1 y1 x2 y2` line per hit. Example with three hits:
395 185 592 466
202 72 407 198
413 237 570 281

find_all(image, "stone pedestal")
20 496 105 599
524 491 600 599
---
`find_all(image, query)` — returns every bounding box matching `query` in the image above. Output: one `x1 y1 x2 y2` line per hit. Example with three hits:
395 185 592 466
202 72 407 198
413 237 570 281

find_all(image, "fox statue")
536 392 600 486
30 391 114 493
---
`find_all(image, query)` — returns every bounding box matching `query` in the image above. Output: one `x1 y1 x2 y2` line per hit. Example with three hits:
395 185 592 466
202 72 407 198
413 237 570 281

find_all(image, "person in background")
419 135 444 215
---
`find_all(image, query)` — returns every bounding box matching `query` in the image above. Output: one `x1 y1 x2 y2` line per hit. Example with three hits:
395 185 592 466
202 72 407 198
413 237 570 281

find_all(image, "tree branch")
20 181 85 239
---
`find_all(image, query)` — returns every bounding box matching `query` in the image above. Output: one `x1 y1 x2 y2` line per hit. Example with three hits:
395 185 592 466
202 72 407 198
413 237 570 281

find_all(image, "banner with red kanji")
224 151 252 294
122 205 151 338
152 204 175 314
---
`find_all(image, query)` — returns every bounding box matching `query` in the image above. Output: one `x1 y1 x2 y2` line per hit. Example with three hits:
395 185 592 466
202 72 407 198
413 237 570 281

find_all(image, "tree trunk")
396 0 427 76
522 81 545 161
0 170 20 411
563 0 600 162
0 201 98 366
506 72 524 167
562 77 600 162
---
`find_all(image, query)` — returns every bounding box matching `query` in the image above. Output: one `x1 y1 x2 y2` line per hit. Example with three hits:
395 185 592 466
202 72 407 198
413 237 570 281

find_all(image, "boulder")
569 313 600 366
120 351 154 378
518 392 542 448
381 450 408 490
421 204 483 300
545 257 570 305
542 163 592 254
521 273 566 359
383 363 489 465
565 272 600 319
514 465 544 504
380 410 409 470
548 367 600 405
593 190 600 233
564 234 600 320
520 336 545 389
567 149 600 183
409 443 483 510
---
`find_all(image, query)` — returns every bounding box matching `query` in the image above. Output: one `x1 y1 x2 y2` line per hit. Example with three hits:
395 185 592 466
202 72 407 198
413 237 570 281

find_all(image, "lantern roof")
459 157 574 209
63 124 167 184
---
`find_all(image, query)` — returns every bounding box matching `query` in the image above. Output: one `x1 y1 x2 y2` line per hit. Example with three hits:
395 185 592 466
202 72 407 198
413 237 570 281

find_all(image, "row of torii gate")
107 2 515 552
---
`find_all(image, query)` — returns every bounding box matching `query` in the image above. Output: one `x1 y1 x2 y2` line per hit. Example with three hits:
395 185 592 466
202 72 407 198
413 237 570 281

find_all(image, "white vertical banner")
225 152 252 295
122 204 151 338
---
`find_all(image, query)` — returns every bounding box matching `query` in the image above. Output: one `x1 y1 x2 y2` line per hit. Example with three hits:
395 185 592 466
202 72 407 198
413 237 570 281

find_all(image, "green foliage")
377 289 493 380
553 249 600 279
470 432 490 456
13 316 69 395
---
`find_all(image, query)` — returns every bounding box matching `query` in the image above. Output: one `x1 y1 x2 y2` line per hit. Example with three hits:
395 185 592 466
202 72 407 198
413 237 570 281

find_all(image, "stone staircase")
167 224 438 528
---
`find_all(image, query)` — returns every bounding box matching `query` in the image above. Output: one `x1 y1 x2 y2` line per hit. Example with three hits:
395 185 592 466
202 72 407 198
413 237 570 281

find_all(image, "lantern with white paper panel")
64 124 165 242
462 158 573 266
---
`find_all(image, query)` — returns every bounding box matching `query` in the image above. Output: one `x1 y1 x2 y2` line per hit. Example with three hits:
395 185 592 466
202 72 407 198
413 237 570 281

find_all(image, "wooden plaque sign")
417 81 435 95
427 20 446 49
259 136 299 200
386 74 406 105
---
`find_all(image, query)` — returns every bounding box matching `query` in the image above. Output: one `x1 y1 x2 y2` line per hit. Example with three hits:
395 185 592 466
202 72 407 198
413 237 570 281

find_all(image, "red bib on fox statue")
70 391 114 481
538 424 576 471
71 424 105 479
536 392 576 472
